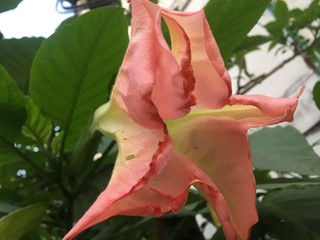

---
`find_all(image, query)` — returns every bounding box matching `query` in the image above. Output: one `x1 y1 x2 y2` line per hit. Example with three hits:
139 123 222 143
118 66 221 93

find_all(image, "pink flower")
64 0 301 239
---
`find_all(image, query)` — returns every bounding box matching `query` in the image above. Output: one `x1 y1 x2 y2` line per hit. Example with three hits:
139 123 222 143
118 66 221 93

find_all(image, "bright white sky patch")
0 0 73 38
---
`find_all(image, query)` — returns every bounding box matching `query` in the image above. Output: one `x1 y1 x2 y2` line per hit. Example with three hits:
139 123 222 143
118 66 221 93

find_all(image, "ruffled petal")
150 10 196 120
112 0 161 128
63 102 170 240
166 90 302 130
65 140 238 240
162 9 231 109
230 88 303 128
112 0 195 127
168 117 258 239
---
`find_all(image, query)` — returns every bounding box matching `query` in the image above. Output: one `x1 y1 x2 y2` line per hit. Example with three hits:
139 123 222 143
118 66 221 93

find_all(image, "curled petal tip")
296 86 305 98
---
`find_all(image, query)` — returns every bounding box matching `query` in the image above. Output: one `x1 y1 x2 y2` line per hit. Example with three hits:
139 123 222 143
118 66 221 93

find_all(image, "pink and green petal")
230 88 303 127
63 102 171 240
167 90 301 130
112 0 161 128
112 0 196 127
169 117 258 239
162 9 232 109
151 10 196 120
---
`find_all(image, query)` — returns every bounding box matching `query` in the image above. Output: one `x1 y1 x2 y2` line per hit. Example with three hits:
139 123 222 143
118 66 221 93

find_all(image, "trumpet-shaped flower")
64 0 301 239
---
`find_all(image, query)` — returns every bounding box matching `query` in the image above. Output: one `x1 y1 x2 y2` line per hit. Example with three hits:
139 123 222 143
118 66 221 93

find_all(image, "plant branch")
2 136 71 201
238 53 298 94
181 0 192 11
24 124 58 170
0 137 51 180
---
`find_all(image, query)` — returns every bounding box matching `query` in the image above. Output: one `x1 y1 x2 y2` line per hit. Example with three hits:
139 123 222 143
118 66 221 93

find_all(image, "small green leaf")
0 0 22 13
0 66 26 141
274 0 289 27
292 0 320 29
250 126 320 175
289 8 303 19
265 21 283 37
0 202 46 240
312 81 320 109
22 99 52 144
205 0 271 60
0 38 43 93
30 7 129 152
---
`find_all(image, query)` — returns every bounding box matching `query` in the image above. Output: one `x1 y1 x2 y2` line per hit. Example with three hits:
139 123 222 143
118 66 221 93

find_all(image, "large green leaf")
258 185 320 239
250 126 320 175
22 99 52 144
257 177 320 190
0 202 46 240
234 35 271 53
0 38 43 93
0 0 22 13
30 7 128 152
0 66 27 167
205 0 271 60
0 65 26 141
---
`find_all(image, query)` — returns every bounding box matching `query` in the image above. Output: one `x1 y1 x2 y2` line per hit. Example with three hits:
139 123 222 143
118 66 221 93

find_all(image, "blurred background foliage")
0 0 320 239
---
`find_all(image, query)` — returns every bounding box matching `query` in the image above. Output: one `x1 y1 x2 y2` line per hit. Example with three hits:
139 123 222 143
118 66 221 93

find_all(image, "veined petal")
63 102 170 239
162 9 232 109
230 88 303 128
169 117 258 239
150 9 196 120
112 0 161 128
112 0 195 127
167 90 302 129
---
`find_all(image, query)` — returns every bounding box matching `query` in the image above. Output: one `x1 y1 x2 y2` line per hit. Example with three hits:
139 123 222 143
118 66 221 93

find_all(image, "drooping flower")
63 0 302 239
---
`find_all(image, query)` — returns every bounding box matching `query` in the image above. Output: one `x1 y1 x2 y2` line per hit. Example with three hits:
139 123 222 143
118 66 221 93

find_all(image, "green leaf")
258 185 320 239
0 38 43 93
22 99 52 144
0 66 27 168
292 0 320 29
250 126 320 175
0 143 22 167
0 65 26 141
289 8 303 19
0 0 22 13
30 7 129 152
312 81 320 110
273 0 289 26
234 35 271 53
0 202 46 240
70 127 102 176
212 227 226 240
265 21 283 37
205 0 271 60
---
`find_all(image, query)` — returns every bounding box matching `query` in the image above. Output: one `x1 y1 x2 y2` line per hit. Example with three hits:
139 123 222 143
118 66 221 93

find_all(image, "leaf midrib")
60 13 115 154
